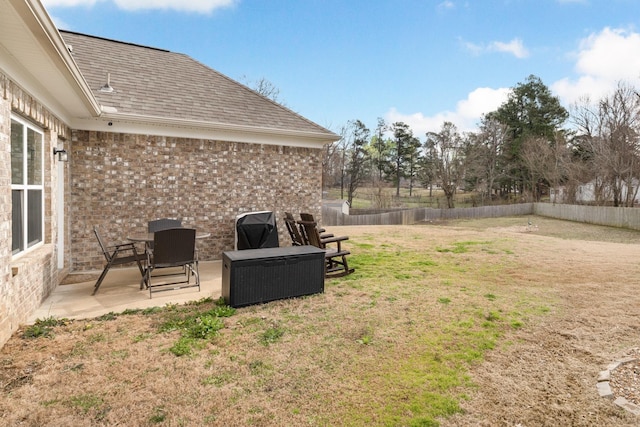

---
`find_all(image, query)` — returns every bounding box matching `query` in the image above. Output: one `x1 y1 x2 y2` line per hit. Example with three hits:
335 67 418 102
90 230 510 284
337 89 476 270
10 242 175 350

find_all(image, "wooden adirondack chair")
298 213 354 278
284 212 305 246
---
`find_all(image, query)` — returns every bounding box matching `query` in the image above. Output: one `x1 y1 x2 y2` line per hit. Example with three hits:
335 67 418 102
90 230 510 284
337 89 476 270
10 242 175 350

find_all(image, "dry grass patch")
2 216 640 426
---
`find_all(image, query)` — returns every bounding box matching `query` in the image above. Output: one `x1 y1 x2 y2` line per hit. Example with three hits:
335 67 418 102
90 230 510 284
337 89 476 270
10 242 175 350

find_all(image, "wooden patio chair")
284 212 305 246
297 214 354 278
92 226 147 295
299 212 336 239
145 228 200 298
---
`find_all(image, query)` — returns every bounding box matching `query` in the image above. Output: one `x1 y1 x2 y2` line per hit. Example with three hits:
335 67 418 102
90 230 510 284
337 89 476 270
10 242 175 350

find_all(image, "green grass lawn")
4 219 559 426
325 186 488 209
5 217 638 426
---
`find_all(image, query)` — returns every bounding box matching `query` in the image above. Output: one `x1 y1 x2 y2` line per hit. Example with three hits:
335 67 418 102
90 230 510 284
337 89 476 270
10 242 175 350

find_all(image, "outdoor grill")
235 211 279 250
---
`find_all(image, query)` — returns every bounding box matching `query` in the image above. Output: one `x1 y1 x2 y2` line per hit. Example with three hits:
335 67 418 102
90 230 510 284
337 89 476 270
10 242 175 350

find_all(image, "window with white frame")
11 116 44 256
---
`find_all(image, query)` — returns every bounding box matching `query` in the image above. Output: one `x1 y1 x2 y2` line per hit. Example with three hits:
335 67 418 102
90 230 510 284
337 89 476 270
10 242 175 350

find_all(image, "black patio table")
127 231 211 288
127 231 211 243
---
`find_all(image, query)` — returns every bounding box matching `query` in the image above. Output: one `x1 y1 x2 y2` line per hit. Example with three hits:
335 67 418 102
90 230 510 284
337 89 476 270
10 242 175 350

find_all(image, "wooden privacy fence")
534 203 640 231
321 204 534 226
322 202 640 230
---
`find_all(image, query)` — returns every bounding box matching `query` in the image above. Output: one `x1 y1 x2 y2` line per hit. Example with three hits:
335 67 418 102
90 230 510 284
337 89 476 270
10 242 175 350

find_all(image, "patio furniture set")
93 218 204 298
91 212 354 305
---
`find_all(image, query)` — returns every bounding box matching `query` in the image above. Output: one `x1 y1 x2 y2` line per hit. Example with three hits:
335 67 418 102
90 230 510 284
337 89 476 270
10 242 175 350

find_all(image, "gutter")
96 110 341 144
14 0 102 116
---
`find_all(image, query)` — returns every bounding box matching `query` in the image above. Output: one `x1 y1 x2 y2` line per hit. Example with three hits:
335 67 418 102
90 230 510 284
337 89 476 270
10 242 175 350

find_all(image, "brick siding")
0 68 325 350
70 131 324 271
0 72 66 347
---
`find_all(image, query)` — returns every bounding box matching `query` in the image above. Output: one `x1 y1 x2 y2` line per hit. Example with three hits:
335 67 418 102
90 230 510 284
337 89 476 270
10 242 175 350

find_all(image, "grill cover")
235 211 279 250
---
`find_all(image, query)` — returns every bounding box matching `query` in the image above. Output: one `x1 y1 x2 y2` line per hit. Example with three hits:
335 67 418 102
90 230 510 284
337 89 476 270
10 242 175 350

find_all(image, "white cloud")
384 87 510 135
49 14 71 30
551 75 613 105
456 87 510 118
551 27 640 105
489 38 529 58
462 40 483 56
575 27 640 80
42 0 237 13
398 27 640 136
43 0 100 6
437 1 455 12
462 37 529 59
114 0 236 13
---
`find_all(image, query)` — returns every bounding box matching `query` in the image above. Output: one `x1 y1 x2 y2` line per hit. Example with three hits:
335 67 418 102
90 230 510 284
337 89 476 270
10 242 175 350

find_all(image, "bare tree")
344 120 370 206
571 83 640 206
520 133 571 202
322 138 343 192
401 134 420 197
368 118 391 207
371 118 388 182
241 76 285 106
323 120 371 204
465 116 508 204
425 122 465 208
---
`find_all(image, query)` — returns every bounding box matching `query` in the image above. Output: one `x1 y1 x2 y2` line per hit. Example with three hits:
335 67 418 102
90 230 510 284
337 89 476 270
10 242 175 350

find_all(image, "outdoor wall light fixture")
53 147 68 162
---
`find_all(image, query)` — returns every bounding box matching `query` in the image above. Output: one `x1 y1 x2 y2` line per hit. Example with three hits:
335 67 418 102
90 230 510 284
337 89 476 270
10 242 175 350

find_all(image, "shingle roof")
60 31 336 138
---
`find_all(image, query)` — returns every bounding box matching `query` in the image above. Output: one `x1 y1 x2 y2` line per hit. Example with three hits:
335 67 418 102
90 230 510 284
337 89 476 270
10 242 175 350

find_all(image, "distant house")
323 199 350 215
551 180 640 206
0 0 338 347
578 180 640 206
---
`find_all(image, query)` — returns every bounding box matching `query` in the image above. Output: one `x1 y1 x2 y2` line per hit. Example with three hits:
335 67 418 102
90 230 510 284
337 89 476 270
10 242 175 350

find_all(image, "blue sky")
43 0 640 137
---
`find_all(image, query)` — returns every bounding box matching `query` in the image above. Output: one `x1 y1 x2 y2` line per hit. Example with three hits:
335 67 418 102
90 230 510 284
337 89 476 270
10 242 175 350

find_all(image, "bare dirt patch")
1 216 640 426
437 216 640 426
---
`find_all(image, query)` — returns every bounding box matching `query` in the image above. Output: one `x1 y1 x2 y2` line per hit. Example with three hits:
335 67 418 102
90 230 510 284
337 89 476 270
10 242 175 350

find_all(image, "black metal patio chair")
145 228 200 298
92 226 147 295
147 218 183 250
148 218 182 232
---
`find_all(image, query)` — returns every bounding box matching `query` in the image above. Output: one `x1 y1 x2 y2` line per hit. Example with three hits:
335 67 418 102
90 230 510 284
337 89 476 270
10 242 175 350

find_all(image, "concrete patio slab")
28 261 223 323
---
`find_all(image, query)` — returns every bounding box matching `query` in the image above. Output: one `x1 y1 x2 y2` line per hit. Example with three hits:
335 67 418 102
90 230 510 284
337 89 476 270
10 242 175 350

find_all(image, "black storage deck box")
222 246 325 307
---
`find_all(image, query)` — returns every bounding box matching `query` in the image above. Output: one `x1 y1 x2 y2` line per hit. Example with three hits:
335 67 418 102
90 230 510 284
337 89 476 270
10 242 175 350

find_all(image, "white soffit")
72 115 338 148
0 0 100 123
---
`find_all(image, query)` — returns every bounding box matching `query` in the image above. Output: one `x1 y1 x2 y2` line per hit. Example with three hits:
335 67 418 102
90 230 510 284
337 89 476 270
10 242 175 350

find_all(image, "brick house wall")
0 69 326 349
0 75 12 346
0 72 69 346
70 129 324 271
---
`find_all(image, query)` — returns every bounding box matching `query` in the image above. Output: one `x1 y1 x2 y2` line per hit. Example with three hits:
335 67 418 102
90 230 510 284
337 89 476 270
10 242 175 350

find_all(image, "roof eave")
7 0 101 118
72 112 341 147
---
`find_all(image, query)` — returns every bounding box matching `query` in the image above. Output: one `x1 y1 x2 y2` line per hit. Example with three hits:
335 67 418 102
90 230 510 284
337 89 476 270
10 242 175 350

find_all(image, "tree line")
323 75 640 208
